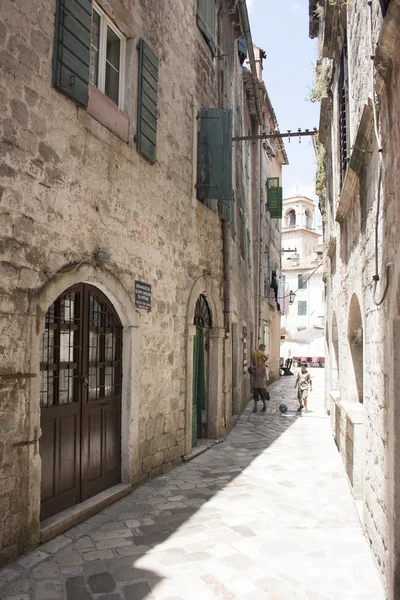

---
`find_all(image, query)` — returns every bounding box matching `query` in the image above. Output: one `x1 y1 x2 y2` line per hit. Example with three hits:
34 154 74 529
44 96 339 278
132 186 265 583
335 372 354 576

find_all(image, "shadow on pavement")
0 371 323 599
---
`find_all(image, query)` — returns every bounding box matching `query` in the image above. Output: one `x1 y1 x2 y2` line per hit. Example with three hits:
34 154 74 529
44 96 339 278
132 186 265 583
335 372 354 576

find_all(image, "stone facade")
0 0 285 565
310 0 400 596
280 196 324 361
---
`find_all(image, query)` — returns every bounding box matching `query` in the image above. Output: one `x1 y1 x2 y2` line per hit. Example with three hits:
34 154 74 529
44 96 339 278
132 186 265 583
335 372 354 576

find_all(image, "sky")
247 0 320 201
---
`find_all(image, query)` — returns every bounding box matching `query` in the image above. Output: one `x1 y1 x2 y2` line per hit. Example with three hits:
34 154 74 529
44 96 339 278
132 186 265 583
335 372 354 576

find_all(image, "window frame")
91 3 126 111
298 300 307 316
298 274 308 290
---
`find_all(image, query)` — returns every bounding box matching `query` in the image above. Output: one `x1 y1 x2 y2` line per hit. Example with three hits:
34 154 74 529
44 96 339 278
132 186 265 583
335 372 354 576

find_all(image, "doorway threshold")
40 483 132 544
183 438 224 463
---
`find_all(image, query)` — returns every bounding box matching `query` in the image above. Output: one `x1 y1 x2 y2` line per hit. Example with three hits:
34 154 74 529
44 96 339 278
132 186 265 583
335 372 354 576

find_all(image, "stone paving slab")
0 369 386 599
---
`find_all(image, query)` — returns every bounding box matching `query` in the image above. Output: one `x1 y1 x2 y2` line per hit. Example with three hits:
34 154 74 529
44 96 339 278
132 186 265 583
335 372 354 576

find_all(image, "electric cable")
367 0 390 306
277 261 323 301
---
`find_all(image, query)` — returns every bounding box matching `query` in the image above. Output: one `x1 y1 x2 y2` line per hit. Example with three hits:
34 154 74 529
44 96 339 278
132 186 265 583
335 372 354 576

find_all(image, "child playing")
294 362 312 412
252 357 270 413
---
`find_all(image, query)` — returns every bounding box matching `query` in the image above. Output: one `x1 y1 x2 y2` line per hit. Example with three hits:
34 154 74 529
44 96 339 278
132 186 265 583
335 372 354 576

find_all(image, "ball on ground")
279 403 288 413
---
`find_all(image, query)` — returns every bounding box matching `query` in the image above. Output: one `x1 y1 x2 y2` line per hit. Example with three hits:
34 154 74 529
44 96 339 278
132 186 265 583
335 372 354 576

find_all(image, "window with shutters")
298 301 307 316
266 178 283 219
90 3 125 110
136 39 159 164
197 108 234 222
338 33 349 189
52 0 130 142
197 0 217 55
298 274 308 290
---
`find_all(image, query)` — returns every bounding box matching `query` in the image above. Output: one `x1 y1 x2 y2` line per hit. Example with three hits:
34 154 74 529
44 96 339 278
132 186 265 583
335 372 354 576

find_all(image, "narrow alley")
0 370 385 600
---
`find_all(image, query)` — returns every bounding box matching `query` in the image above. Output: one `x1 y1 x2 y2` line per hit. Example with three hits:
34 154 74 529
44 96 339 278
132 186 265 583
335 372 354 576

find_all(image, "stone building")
310 0 400 596
280 196 324 361
0 0 286 564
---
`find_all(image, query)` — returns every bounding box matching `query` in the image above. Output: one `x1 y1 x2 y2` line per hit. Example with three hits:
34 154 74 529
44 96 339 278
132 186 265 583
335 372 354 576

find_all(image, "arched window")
194 294 212 328
304 209 313 229
286 209 296 227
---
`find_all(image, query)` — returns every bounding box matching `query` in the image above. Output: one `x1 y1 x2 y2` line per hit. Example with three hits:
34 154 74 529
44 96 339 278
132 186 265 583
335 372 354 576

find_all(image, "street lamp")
289 290 296 305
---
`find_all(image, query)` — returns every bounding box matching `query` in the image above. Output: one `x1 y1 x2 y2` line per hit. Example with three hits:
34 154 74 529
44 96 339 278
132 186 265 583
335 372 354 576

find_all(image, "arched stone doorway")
21 264 140 551
185 276 225 454
39 284 123 520
192 295 212 445
347 294 363 403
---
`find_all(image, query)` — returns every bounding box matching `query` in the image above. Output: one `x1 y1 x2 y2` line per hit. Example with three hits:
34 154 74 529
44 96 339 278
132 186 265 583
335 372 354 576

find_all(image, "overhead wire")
277 261 323 301
367 0 390 306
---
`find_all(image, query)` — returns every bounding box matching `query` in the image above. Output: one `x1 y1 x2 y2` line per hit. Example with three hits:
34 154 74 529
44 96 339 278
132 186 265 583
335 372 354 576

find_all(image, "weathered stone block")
152 451 164 468
157 432 176 452
150 466 162 479
163 446 178 463
142 456 153 475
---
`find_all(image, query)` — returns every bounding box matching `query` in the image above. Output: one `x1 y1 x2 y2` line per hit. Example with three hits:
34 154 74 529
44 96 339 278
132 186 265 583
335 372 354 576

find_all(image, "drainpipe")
258 136 263 342
238 0 263 339
216 10 231 334
222 221 231 333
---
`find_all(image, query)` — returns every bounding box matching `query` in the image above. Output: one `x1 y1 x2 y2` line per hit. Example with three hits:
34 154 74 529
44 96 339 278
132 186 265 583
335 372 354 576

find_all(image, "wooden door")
40 284 122 520
81 286 122 499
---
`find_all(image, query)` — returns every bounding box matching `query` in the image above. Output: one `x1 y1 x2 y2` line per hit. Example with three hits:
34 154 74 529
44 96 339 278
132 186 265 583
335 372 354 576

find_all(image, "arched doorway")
39 283 122 520
347 294 363 403
192 295 212 446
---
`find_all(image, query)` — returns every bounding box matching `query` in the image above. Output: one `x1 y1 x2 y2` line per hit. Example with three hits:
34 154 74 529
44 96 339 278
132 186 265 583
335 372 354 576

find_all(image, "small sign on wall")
135 281 152 312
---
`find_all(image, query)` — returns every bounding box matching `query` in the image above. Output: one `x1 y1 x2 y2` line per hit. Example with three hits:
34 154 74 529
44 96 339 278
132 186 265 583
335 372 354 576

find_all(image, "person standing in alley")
252 356 270 413
251 343 268 367
294 362 312 412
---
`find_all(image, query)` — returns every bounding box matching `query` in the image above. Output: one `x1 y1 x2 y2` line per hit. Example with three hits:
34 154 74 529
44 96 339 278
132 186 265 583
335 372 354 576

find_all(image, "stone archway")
347 294 364 403
185 276 225 454
25 264 140 546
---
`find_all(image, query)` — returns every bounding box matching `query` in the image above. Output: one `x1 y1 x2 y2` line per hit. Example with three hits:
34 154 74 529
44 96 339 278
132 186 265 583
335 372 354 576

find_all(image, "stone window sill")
87 83 129 143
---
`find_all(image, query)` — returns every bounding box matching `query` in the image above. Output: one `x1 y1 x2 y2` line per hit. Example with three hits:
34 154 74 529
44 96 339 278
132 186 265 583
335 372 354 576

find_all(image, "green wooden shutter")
267 177 283 219
198 108 233 221
197 0 216 55
52 0 92 107
137 39 158 165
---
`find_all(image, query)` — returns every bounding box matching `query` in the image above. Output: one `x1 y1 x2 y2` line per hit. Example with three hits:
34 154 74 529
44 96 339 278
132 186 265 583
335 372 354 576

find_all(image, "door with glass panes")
39 284 122 520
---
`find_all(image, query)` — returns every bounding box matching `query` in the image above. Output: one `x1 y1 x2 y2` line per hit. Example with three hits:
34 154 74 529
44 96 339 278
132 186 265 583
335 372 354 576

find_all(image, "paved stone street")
0 369 385 600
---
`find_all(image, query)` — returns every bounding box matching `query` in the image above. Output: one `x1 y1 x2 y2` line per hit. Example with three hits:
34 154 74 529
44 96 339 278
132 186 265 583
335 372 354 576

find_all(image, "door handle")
81 375 89 387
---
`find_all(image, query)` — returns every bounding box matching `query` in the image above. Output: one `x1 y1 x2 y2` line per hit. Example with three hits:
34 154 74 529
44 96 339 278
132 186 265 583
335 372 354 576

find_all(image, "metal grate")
40 291 81 408
88 293 122 401
194 294 212 329
339 36 349 188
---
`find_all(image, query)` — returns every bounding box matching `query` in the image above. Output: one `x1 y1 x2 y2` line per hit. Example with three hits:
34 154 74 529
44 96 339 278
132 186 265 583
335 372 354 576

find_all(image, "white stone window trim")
91 2 126 111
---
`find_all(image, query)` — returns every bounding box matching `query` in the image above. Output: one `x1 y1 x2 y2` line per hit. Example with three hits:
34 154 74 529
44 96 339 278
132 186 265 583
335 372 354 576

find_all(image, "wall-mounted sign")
135 281 151 311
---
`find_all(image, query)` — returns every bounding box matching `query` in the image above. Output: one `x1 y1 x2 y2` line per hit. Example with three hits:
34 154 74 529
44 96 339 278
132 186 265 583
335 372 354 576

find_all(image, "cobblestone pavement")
0 369 386 600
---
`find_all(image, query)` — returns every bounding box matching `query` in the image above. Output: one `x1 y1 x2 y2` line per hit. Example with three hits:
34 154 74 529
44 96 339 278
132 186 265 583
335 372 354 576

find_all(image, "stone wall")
0 0 285 564
314 0 400 594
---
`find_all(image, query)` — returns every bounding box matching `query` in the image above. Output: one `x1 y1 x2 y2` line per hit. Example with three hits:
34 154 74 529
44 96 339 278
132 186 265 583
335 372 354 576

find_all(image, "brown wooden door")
40 284 122 521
